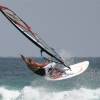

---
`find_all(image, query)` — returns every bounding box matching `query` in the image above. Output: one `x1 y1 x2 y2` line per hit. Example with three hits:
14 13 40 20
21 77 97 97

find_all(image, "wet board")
45 61 89 81
20 55 89 81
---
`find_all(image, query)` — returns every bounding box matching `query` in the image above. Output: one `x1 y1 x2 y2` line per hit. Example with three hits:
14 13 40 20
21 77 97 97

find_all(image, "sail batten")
0 5 70 68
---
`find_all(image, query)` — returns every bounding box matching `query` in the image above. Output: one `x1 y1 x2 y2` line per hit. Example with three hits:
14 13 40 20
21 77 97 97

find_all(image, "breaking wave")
0 86 100 100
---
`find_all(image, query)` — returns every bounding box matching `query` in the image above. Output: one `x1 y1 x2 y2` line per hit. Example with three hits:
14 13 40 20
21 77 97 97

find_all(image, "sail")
0 5 70 68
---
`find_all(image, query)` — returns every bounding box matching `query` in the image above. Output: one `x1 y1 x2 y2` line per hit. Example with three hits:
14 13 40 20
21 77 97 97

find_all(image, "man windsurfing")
21 55 49 76
21 55 65 78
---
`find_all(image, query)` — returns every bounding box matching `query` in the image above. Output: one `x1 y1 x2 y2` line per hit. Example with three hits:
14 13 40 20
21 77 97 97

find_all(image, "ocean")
0 57 100 100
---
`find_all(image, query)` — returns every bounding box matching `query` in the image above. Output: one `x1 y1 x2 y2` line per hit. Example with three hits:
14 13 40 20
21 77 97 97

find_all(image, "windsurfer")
21 55 48 76
21 55 65 78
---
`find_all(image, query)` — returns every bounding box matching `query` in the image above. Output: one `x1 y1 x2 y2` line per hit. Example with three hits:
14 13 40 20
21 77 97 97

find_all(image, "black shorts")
34 68 45 76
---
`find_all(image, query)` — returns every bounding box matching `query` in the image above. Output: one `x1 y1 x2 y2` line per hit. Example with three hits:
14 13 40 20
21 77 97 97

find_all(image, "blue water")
0 57 100 100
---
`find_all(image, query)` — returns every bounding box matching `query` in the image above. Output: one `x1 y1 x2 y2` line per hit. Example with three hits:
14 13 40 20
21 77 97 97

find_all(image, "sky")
0 0 100 57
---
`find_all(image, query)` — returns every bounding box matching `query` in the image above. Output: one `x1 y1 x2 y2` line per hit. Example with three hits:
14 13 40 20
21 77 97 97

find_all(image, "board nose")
84 61 89 66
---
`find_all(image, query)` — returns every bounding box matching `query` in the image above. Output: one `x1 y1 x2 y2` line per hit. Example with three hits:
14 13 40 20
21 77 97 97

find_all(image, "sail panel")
0 5 65 65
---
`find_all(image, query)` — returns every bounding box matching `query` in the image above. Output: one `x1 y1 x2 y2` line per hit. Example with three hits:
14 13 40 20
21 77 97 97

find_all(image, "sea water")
0 57 100 100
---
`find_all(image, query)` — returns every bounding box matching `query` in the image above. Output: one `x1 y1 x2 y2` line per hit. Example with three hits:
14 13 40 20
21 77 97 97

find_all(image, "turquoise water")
0 57 100 100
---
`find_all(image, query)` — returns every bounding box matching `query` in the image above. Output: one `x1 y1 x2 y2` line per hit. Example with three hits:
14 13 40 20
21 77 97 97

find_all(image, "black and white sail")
0 5 70 69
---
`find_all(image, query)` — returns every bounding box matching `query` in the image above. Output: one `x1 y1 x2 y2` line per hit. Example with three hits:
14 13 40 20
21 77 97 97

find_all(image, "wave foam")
0 87 19 100
0 86 100 100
